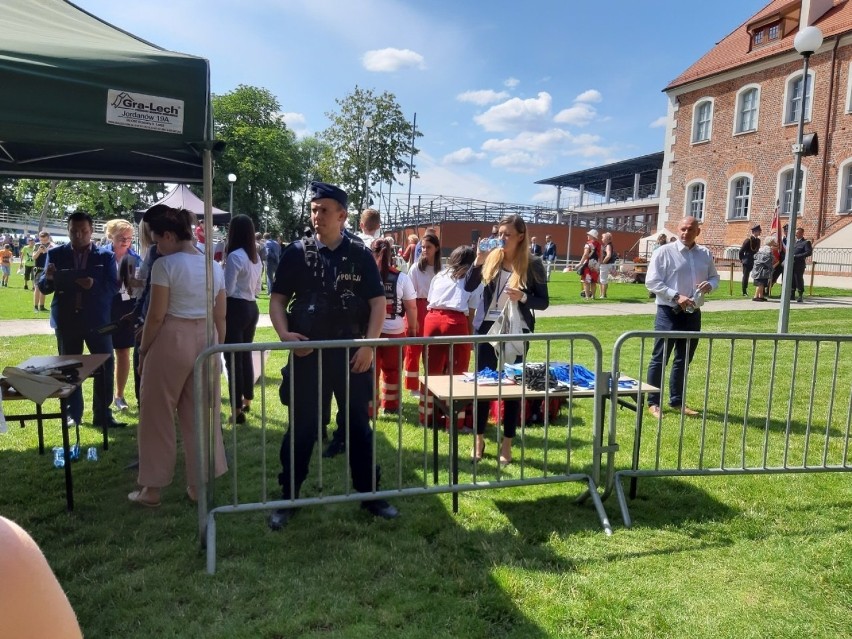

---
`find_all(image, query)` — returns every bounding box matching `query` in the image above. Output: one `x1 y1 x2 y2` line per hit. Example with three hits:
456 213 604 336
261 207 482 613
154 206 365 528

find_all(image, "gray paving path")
3 295 851 338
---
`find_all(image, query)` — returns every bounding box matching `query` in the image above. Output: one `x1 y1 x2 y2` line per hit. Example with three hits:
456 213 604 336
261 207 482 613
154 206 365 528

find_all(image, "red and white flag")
770 201 781 245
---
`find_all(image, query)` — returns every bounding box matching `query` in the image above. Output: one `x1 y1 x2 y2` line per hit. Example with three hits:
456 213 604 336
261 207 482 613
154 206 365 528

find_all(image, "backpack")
383 269 405 320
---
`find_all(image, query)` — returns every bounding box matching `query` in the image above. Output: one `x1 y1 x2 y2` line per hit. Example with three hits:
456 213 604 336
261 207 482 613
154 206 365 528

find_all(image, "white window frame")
691 98 714 143
845 62 852 113
685 180 707 221
777 165 806 218
727 173 753 220
835 158 852 214
783 69 815 125
734 85 760 134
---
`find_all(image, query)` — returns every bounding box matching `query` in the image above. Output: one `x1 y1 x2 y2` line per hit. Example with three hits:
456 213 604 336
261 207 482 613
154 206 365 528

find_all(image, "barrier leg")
206 513 217 575
614 472 633 528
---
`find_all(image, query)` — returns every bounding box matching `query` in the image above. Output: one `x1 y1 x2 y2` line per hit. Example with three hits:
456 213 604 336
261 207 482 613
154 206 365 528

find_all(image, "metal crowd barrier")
608 331 852 527
192 333 614 574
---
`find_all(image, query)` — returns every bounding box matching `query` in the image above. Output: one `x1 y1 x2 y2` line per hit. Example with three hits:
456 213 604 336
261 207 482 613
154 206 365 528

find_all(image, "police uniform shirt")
272 234 384 309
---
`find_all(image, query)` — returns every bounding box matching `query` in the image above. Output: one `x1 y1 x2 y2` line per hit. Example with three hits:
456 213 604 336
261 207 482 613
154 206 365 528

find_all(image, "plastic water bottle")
478 237 504 252
685 287 704 313
53 446 65 468
69 444 80 461
86 447 98 462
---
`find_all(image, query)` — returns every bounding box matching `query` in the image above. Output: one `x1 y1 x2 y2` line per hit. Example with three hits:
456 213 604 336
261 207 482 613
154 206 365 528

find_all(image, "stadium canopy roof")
536 152 664 197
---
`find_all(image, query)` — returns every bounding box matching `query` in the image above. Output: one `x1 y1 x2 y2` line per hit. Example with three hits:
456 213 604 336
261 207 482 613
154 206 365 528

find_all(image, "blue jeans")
647 305 701 408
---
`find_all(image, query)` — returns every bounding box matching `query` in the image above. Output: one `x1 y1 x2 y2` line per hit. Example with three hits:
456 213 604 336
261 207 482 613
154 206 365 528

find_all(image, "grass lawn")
2 267 851 320
1 309 851 638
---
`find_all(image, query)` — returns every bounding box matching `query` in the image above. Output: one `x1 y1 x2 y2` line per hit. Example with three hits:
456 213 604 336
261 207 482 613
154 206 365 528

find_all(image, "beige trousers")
138 315 227 489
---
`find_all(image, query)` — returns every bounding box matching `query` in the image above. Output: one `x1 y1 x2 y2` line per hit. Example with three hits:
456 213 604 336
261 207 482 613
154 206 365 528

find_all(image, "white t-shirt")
427 270 483 314
151 252 225 319
408 264 438 298
383 271 416 335
224 248 262 301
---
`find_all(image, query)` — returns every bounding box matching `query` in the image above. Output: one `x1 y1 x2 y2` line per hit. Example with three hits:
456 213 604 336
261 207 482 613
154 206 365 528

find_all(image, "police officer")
267 181 399 530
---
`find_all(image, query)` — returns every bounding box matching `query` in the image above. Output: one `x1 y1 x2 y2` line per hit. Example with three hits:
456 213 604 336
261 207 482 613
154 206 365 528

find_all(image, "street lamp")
227 173 237 219
363 117 374 211
264 205 270 234
778 25 823 333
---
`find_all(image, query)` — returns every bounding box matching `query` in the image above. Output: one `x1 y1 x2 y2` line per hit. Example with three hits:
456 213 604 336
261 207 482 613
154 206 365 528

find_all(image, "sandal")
128 487 161 508
186 486 198 503
498 456 512 467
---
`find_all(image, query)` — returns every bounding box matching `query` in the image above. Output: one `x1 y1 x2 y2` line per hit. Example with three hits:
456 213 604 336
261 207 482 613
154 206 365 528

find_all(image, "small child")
0 244 13 287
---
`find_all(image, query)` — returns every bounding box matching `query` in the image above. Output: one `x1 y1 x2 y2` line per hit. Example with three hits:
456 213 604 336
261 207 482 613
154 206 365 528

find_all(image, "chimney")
800 0 833 29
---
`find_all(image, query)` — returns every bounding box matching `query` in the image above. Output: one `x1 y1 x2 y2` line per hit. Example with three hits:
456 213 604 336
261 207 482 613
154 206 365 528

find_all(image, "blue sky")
77 0 767 207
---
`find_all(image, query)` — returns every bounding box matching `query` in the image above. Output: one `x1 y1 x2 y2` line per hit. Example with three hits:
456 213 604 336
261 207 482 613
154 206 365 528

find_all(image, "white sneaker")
410 390 421 399
113 397 129 411
66 417 77 428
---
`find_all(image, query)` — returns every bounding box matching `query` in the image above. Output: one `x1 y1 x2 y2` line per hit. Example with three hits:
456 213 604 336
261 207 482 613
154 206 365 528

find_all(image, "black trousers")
55 324 114 424
224 297 260 405
792 259 806 295
741 260 753 294
278 348 377 499
473 321 528 439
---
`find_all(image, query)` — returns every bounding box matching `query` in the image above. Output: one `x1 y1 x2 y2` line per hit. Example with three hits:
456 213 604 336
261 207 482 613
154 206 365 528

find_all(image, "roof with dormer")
665 0 852 91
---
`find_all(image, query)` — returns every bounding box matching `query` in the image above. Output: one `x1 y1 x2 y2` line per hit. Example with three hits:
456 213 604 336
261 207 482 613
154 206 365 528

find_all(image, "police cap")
309 181 348 210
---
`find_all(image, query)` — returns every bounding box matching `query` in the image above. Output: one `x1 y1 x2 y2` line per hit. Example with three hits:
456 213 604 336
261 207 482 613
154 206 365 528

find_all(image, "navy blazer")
38 243 118 330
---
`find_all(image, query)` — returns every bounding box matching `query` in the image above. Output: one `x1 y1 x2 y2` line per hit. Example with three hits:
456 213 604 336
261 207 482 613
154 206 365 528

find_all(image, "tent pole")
197 147 215 537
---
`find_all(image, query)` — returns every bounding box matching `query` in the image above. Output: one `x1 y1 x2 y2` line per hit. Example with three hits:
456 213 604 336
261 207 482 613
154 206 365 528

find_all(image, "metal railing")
193 333 613 573
608 331 852 527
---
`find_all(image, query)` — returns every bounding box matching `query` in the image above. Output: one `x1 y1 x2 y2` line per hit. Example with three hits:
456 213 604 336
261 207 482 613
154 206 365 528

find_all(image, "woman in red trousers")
403 232 441 396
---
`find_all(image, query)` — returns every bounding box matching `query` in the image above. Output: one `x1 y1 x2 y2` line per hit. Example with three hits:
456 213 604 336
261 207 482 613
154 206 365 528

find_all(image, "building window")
735 86 759 133
692 99 713 143
785 71 814 124
728 175 752 220
687 182 706 221
779 167 804 217
754 30 764 45
837 160 852 213
768 25 779 39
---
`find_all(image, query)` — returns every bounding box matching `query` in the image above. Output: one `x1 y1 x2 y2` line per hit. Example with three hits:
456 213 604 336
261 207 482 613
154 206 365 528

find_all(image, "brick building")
659 0 852 251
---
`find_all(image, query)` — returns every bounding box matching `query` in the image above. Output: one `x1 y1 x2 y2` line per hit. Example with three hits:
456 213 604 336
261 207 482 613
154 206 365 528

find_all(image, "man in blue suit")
38 212 124 428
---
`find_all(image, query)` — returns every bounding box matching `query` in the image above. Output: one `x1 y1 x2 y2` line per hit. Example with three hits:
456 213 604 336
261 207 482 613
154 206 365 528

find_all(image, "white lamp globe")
794 25 824 55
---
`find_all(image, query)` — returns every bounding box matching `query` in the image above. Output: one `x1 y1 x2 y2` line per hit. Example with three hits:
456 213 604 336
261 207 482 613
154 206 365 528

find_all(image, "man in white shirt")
645 217 719 418
355 208 381 249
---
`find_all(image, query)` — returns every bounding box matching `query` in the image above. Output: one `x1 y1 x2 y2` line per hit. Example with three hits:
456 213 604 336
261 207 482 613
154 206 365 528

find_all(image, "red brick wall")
667 44 852 246
388 221 643 260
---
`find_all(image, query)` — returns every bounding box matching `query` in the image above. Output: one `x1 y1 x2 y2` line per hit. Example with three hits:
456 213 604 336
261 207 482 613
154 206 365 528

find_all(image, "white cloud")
491 152 547 173
504 77 520 88
482 129 578 154
575 89 602 104
442 147 486 165
530 186 558 203
456 89 510 105
650 116 668 128
473 92 552 132
413 153 508 200
553 102 597 127
362 48 426 72
279 112 310 138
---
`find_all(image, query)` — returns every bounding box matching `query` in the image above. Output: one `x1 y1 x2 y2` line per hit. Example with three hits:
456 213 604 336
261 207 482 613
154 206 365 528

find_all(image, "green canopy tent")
0 0 221 521
0 0 214 182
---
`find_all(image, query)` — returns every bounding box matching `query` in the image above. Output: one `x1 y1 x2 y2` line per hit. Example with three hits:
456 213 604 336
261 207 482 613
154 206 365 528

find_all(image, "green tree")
13 179 161 221
319 86 421 214
293 136 332 231
212 85 302 236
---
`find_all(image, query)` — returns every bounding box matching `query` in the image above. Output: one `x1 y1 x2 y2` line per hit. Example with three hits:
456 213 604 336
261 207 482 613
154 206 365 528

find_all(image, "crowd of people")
1 185 820 525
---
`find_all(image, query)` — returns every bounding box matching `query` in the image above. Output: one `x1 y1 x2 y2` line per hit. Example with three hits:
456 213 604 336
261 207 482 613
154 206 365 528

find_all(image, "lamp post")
227 173 237 219
778 25 823 333
362 117 373 211
263 205 270 234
